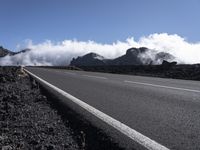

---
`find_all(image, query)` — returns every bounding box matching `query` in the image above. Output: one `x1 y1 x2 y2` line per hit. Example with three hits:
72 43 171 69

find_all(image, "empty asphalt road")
25 67 200 150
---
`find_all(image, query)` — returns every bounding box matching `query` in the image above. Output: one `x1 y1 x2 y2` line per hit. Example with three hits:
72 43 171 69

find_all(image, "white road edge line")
82 74 107 80
124 80 200 93
24 68 169 150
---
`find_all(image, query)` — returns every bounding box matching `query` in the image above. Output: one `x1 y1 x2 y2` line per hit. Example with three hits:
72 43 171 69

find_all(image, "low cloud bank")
1 33 200 66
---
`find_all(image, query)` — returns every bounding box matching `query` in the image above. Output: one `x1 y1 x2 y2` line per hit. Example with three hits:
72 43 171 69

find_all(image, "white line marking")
82 74 107 80
124 80 200 93
24 68 169 150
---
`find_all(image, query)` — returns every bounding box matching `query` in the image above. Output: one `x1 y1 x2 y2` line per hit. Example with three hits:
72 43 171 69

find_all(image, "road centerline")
124 80 200 93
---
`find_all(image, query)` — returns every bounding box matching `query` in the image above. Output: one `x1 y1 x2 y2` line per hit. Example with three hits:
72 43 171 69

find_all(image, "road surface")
25 67 200 150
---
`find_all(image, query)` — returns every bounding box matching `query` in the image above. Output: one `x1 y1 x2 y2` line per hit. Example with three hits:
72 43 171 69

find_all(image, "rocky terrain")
71 53 108 66
0 47 15 57
70 47 175 66
0 67 80 150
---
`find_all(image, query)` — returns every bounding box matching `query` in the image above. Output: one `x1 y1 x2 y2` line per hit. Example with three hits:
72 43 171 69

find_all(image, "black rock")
108 47 150 65
0 46 15 57
2 145 12 150
70 52 107 66
15 48 31 54
29 139 39 145
1 77 7 83
155 52 175 63
0 46 31 59
45 144 55 150
70 47 176 66
162 60 177 67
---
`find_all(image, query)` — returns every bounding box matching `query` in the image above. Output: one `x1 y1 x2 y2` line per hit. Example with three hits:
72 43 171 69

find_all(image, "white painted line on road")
82 74 107 80
124 80 200 93
24 68 169 150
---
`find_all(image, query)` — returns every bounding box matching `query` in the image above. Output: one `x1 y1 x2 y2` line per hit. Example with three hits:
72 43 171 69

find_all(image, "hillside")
70 47 175 66
0 46 15 57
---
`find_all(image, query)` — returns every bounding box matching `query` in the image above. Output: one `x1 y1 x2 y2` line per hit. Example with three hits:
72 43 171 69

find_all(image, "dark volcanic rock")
14 48 31 55
0 46 31 59
155 52 175 63
0 46 15 57
70 52 107 66
0 67 80 150
70 47 151 66
109 47 150 65
78 63 200 81
162 60 177 66
70 47 176 66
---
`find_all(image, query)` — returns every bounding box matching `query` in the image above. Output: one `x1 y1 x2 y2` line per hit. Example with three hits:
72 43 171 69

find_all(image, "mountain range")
0 46 15 57
0 46 176 66
0 46 30 57
70 47 175 66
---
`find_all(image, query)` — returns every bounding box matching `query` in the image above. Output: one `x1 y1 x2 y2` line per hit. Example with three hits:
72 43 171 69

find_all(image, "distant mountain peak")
84 52 104 59
0 46 32 59
70 52 107 66
0 46 15 57
126 47 148 55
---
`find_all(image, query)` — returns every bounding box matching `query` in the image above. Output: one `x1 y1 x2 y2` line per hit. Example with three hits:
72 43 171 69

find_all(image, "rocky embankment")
76 63 200 81
0 67 80 150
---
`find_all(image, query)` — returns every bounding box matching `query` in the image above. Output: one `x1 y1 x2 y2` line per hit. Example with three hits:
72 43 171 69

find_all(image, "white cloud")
0 33 200 66
137 33 200 64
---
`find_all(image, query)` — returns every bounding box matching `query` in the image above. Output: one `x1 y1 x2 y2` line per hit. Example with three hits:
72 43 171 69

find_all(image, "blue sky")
0 0 200 51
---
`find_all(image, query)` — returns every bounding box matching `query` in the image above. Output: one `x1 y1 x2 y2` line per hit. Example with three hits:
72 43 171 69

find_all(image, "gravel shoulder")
0 67 80 150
